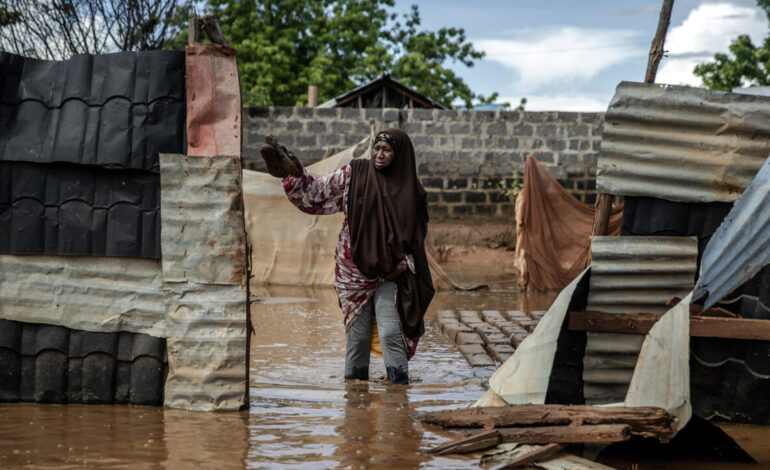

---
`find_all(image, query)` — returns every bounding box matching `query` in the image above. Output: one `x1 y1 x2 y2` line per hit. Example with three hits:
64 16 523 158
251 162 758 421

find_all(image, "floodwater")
1 279 769 469
0 277 551 469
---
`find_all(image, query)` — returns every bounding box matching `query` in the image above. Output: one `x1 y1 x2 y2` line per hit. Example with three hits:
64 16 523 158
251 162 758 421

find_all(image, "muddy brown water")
1 280 769 469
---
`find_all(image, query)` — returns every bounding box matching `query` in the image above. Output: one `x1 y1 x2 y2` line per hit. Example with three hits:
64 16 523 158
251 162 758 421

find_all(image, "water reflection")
334 383 425 469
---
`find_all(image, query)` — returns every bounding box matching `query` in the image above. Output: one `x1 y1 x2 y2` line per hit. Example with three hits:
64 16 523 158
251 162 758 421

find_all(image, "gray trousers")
344 281 409 384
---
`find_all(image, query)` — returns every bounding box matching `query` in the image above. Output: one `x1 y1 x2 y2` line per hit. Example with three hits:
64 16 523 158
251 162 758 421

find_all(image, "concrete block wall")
243 107 603 217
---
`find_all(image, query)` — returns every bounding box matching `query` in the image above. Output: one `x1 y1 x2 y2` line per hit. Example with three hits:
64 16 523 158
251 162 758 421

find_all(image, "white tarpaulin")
479 269 589 406
624 293 692 433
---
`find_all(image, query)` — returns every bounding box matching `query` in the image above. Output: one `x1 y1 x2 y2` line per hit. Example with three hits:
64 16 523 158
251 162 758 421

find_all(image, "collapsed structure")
420 81 770 467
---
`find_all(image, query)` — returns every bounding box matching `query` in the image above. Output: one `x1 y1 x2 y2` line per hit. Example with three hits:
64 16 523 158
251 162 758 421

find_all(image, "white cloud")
657 2 767 86
475 27 645 92
498 93 611 112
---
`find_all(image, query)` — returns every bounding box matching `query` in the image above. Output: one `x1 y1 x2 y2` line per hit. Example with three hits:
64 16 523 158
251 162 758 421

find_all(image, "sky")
393 0 769 110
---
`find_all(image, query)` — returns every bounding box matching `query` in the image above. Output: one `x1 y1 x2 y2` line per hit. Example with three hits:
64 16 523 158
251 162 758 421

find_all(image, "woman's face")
372 140 395 170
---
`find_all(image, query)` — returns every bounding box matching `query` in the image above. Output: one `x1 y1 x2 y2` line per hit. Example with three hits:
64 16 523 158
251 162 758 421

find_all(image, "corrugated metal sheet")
0 319 166 405
597 81 770 203
160 153 247 411
583 236 698 404
185 44 241 157
694 157 770 309
0 50 185 172
0 254 165 337
159 154 246 286
588 236 698 314
0 161 160 257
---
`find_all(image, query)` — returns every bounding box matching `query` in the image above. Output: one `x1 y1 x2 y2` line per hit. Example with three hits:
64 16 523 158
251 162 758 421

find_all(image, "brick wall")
243 107 603 217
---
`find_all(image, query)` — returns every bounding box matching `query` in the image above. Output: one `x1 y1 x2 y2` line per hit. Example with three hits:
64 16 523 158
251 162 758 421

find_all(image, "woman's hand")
384 263 407 281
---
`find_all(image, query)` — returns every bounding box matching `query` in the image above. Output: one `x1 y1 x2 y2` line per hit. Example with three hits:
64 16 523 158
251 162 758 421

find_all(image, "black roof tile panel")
0 50 185 107
0 161 160 257
0 319 166 405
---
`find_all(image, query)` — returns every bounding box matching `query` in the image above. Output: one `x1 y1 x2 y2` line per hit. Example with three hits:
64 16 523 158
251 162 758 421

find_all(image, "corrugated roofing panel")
0 50 185 106
588 236 698 314
0 161 160 257
597 81 770 202
0 319 166 405
159 153 248 411
159 154 246 286
0 254 165 337
0 51 185 172
694 157 770 309
583 236 698 404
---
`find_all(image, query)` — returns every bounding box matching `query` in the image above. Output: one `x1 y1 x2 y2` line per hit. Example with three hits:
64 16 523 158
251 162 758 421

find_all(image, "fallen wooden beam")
429 429 501 455
498 424 630 444
413 404 674 440
569 310 770 341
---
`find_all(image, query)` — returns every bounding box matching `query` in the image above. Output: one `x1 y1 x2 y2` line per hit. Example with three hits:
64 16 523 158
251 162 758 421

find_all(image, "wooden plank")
413 404 674 439
569 310 770 341
491 444 566 470
590 193 614 237
498 424 630 444
428 429 501 455
569 310 660 334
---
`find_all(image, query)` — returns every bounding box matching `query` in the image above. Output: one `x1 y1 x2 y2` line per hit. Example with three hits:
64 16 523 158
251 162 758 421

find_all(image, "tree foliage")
0 0 191 59
694 0 770 90
201 0 495 108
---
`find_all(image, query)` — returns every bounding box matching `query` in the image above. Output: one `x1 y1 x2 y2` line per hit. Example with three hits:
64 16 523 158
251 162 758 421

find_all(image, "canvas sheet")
515 156 623 291
244 138 466 290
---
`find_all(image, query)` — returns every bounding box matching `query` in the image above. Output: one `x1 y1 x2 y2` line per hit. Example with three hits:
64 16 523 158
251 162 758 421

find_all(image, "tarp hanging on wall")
514 155 623 291
243 139 465 290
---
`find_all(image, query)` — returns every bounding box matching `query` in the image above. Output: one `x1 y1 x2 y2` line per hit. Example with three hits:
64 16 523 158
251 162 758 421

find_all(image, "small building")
318 73 447 109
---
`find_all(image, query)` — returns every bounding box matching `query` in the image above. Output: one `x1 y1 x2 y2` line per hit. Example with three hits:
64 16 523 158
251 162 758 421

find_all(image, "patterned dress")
283 165 418 357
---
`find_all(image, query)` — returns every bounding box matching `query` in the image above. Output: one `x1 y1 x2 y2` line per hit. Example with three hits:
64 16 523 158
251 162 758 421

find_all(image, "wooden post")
188 18 202 44
590 0 675 238
201 14 230 47
645 0 675 84
307 85 318 107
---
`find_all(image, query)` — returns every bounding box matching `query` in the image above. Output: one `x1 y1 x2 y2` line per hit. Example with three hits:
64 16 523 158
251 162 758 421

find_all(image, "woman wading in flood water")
260 129 434 385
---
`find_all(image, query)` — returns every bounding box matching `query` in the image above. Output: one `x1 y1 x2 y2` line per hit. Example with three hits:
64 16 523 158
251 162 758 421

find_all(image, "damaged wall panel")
0 162 160 258
0 254 165 337
0 51 186 172
597 81 770 202
583 236 698 405
620 196 770 424
0 319 166 405
160 153 247 411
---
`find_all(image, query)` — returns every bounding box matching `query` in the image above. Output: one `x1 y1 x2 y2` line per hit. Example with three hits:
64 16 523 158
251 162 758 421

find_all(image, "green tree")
694 0 770 90
195 0 496 108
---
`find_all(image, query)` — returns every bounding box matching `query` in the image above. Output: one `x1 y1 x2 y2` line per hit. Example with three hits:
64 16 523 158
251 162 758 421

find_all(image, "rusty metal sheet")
159 154 246 286
0 254 165 337
583 236 698 404
598 81 770 202
185 44 241 157
163 282 247 412
159 153 248 411
695 157 770 309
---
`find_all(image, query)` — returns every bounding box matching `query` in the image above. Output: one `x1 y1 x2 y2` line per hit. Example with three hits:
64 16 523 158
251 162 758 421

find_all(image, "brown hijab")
348 128 434 357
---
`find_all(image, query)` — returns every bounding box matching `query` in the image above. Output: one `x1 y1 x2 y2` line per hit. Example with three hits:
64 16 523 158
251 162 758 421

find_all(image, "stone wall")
243 107 603 217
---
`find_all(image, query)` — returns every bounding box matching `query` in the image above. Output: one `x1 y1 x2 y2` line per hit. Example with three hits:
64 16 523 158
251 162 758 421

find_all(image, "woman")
260 128 434 385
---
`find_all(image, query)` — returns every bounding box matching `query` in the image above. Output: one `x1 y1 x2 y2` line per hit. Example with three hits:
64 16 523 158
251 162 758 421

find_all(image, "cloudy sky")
393 0 768 110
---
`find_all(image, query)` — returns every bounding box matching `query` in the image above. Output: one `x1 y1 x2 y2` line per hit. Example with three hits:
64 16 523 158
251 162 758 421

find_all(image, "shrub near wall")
244 107 603 217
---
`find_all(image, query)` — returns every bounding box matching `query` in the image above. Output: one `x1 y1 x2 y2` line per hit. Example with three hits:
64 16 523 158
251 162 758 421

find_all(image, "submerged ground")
1 264 769 468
